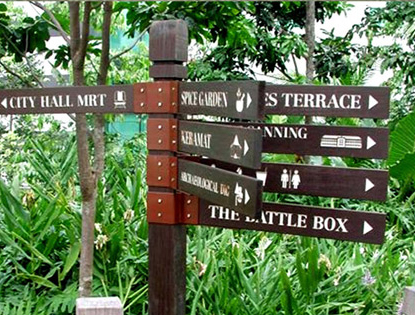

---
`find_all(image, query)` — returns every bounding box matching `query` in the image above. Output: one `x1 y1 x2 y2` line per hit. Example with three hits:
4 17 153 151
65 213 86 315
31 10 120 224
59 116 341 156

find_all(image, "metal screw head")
157 212 162 217
171 163 176 167
172 125 177 129
158 88 163 93
172 140 176 144
157 176 162 181
157 162 162 167
158 139 162 144
187 214 191 219
172 102 176 106
171 178 175 182
140 102 145 107
187 199 192 205
158 199 162 204
140 88 145 93
172 87 176 91
158 102 162 107
158 125 162 130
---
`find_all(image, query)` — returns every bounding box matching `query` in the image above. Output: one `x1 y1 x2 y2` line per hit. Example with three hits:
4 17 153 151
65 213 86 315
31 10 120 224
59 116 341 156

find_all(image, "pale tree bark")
68 1 113 297
304 0 315 163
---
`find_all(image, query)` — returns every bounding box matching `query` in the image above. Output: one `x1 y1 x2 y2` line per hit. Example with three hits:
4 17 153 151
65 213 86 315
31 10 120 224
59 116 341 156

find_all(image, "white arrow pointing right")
368 95 378 109
365 178 375 192
246 93 252 109
244 189 250 205
367 136 376 150
243 140 249 156
1 98 7 109
363 221 373 235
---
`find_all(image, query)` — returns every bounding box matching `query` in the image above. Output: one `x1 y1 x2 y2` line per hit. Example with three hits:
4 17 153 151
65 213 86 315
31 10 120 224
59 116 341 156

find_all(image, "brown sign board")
0 85 134 115
195 159 388 201
237 123 389 159
178 121 263 169
264 84 389 118
198 200 386 244
179 81 265 120
178 159 263 218
257 163 388 201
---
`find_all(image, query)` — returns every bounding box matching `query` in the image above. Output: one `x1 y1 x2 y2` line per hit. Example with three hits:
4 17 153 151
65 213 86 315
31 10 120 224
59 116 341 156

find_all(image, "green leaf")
388 111 415 166
60 241 80 281
389 152 415 181
19 273 58 289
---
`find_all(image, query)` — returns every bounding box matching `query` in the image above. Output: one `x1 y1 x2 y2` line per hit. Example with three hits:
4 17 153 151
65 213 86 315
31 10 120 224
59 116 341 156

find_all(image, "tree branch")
30 1 71 45
98 1 113 85
0 60 36 88
79 2 92 64
109 27 149 63
69 2 80 61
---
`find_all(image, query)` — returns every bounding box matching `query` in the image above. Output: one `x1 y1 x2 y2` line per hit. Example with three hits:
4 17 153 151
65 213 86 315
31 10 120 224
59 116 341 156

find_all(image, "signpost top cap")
149 20 188 63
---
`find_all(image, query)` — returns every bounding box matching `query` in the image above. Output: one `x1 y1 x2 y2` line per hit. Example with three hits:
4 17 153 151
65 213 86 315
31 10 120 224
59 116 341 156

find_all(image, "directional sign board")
179 81 265 120
178 159 262 218
265 85 389 118
240 123 389 159
0 85 134 114
178 121 262 169
256 163 388 201
198 200 386 244
195 159 388 201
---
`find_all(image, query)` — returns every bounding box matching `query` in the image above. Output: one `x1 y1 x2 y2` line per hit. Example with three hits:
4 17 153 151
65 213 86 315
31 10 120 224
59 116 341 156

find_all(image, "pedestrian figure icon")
292 170 301 189
281 169 289 188
280 169 301 190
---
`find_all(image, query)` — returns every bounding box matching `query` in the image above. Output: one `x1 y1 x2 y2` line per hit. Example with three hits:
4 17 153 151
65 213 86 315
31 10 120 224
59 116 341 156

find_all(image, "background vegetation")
0 1 414 314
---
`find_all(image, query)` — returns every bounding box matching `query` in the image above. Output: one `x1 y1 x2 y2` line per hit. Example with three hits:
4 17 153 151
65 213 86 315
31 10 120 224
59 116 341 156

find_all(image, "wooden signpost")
179 81 265 120
197 199 386 244
0 19 392 315
200 161 389 201
0 85 134 114
242 123 389 159
178 159 263 217
178 121 262 169
264 84 390 118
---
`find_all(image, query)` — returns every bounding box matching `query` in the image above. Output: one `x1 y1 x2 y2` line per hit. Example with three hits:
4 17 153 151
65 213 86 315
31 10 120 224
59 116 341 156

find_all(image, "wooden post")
402 287 415 315
76 297 123 315
146 20 188 315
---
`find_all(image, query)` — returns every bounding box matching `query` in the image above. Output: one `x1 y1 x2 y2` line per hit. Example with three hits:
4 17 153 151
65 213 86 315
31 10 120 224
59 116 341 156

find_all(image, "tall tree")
67 1 113 297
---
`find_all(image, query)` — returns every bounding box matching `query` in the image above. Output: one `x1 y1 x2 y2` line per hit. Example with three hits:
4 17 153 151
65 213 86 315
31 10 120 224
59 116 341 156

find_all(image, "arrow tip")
363 221 373 235
246 93 252 109
368 95 378 109
367 136 376 150
244 189 250 204
365 178 375 192
1 98 7 109
243 140 249 156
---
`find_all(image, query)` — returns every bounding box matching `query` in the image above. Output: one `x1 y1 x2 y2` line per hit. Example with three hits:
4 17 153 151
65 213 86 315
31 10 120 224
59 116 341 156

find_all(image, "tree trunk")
304 0 315 164
305 0 315 126
68 1 112 297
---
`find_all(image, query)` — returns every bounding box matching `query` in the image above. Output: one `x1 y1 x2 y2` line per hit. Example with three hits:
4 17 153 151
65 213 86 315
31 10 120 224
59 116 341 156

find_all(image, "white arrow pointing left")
246 93 252 109
363 221 373 235
244 189 250 205
1 98 7 109
365 178 375 192
243 140 249 156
